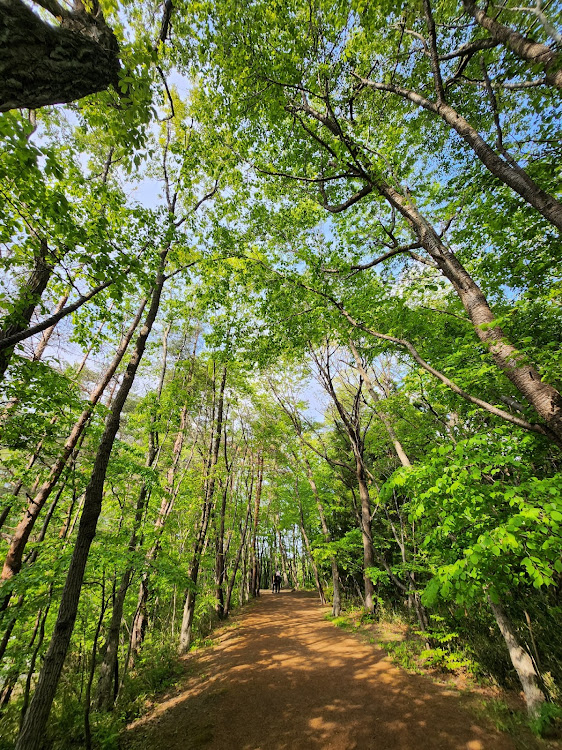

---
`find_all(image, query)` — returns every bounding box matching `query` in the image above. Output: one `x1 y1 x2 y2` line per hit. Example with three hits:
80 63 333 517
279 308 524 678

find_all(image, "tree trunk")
215 479 230 619
357 463 376 614
178 365 227 654
0 0 120 112
301 455 341 615
224 500 251 618
0 240 53 381
298 496 326 605
276 525 291 588
94 567 131 711
15 262 165 750
1 298 147 590
379 181 562 441
358 79 562 230
462 0 562 88
488 595 546 717
250 454 264 598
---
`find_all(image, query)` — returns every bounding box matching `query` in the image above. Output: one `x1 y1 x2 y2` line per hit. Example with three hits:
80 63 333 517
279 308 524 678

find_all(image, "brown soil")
124 590 517 750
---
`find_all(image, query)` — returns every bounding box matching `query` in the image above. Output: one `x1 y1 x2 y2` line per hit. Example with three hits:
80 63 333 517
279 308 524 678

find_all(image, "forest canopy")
0 0 561 747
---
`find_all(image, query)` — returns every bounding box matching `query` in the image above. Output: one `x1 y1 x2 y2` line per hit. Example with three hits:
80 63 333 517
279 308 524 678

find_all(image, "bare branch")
320 184 372 213
349 242 425 271
0 278 114 352
439 37 500 59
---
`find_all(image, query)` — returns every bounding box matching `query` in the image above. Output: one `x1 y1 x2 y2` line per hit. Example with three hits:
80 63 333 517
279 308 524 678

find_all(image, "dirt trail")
124 591 515 750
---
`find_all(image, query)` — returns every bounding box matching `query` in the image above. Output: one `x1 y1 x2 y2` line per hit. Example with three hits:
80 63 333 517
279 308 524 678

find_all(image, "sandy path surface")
124 590 515 750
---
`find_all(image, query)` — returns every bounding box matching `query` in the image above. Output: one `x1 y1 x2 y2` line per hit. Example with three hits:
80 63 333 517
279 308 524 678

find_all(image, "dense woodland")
0 0 561 747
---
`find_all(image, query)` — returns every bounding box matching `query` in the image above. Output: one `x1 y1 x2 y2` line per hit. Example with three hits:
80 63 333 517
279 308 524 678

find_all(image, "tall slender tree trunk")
215 479 230 619
1 298 148 591
356 462 376 614
15 261 166 750
250 454 264 598
178 365 227 654
276 524 291 588
301 454 341 615
488 595 546 717
297 489 326 605
224 499 251 618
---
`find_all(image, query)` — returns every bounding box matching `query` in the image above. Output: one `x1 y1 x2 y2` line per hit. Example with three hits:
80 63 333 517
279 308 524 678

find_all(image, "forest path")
124 590 515 750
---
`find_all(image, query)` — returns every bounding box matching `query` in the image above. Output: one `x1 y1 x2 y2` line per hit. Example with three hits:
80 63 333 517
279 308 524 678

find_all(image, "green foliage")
1 0 562 742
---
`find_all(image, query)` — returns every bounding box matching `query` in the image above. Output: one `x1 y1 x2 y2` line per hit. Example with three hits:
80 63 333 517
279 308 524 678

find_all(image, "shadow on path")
124 591 515 750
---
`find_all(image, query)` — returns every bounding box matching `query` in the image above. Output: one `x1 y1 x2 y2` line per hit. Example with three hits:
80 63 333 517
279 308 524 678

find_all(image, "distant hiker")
273 570 282 593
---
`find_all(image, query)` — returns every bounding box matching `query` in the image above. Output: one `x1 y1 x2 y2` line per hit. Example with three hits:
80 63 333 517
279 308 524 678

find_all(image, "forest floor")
122 591 553 750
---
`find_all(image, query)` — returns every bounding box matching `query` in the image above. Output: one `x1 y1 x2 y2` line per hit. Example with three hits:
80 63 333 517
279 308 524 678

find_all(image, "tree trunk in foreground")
0 0 120 112
15 265 165 750
488 595 546 717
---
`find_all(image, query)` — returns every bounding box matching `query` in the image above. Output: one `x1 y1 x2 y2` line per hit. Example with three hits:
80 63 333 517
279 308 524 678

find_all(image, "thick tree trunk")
15 264 165 750
488 595 546 717
179 586 196 653
379 181 562 441
1 298 147 590
0 0 120 112
357 79 562 230
463 0 562 88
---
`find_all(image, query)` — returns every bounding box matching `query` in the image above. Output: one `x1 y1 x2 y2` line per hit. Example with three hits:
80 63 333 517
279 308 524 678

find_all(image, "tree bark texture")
0 0 120 112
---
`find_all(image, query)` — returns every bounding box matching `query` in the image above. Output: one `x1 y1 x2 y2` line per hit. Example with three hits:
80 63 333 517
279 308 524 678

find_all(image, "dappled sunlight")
125 591 514 750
